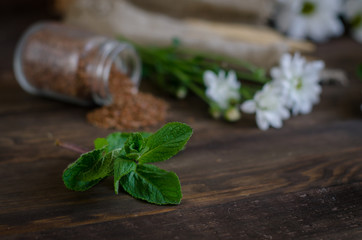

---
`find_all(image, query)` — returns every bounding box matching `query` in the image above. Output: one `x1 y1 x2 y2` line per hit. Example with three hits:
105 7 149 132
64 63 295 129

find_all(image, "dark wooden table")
1 7 362 240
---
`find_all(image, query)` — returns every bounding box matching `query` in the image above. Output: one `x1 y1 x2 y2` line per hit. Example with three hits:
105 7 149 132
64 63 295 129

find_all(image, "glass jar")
13 22 141 106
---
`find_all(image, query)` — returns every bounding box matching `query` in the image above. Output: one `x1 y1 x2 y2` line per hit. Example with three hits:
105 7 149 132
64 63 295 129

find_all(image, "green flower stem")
124 37 268 110
236 72 270 84
120 35 265 78
142 54 267 87
240 85 260 101
174 47 261 73
186 81 210 104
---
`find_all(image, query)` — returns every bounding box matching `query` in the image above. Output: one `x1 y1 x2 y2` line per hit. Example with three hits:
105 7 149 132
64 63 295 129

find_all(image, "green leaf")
106 132 152 151
124 133 146 155
120 164 182 205
80 151 115 181
141 132 153 138
106 133 131 151
113 158 137 194
94 138 108 149
138 122 193 163
63 149 109 191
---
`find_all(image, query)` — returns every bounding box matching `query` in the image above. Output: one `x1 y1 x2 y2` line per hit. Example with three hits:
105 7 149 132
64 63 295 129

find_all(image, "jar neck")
91 40 141 106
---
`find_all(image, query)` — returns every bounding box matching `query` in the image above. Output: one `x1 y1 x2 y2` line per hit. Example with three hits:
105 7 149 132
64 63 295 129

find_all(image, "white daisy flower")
241 82 290 131
275 0 344 42
344 0 362 43
271 53 325 116
203 70 241 110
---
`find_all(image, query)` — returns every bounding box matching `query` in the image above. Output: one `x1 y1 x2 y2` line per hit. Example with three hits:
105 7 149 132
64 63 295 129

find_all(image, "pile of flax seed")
86 67 168 130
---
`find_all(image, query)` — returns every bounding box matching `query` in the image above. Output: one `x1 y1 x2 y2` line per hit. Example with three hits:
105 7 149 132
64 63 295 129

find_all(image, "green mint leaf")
138 122 193 163
124 133 148 160
63 149 109 191
80 151 115 181
106 132 151 151
106 133 131 151
94 138 108 149
124 133 146 154
114 158 137 194
120 164 182 205
139 132 153 138
62 123 193 205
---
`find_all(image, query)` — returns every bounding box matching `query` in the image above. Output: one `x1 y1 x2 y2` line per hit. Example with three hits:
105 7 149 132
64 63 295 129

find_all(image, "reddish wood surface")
1 5 362 240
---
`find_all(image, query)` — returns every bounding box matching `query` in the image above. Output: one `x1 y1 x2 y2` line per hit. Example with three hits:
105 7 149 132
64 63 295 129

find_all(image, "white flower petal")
256 112 269 131
329 18 344 36
280 53 292 69
203 70 217 87
241 100 256 114
264 112 283 129
227 70 241 89
218 70 226 80
308 20 330 42
270 67 282 80
278 107 291 120
288 17 307 40
299 102 313 115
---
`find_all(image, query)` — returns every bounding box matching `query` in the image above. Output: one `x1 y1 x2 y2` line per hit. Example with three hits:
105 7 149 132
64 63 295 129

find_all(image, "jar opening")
92 42 141 106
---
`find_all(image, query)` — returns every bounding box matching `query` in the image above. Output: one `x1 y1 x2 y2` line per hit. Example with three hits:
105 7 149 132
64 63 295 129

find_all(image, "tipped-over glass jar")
14 22 141 106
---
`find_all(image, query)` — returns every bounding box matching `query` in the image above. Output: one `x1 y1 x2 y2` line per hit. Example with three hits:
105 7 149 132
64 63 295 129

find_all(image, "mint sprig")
62 122 193 205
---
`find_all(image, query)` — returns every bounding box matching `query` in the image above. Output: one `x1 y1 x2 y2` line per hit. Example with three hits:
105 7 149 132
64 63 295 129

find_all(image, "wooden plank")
3 184 362 239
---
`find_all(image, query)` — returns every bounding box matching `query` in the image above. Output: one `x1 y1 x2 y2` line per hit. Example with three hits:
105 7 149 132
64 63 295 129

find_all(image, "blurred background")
0 0 311 69
2 0 361 70
0 1 59 71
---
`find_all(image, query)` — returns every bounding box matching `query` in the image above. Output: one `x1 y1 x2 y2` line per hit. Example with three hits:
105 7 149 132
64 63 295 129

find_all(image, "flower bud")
176 86 188 99
209 105 222 119
224 107 241 122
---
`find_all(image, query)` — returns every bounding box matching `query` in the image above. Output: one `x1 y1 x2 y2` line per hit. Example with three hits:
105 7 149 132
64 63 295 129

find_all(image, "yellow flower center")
351 14 362 29
296 77 303 90
301 1 316 16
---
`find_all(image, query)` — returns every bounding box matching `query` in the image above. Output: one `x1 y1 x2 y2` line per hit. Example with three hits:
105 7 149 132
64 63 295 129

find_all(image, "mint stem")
55 140 89 154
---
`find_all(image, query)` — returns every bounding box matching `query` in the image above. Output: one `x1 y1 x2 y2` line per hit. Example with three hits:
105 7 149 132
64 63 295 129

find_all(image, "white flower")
275 0 344 42
203 70 241 110
241 82 290 131
344 0 362 43
271 53 324 115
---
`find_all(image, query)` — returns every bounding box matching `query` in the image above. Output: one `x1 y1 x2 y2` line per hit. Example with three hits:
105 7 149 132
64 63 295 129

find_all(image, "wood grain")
1 7 362 240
